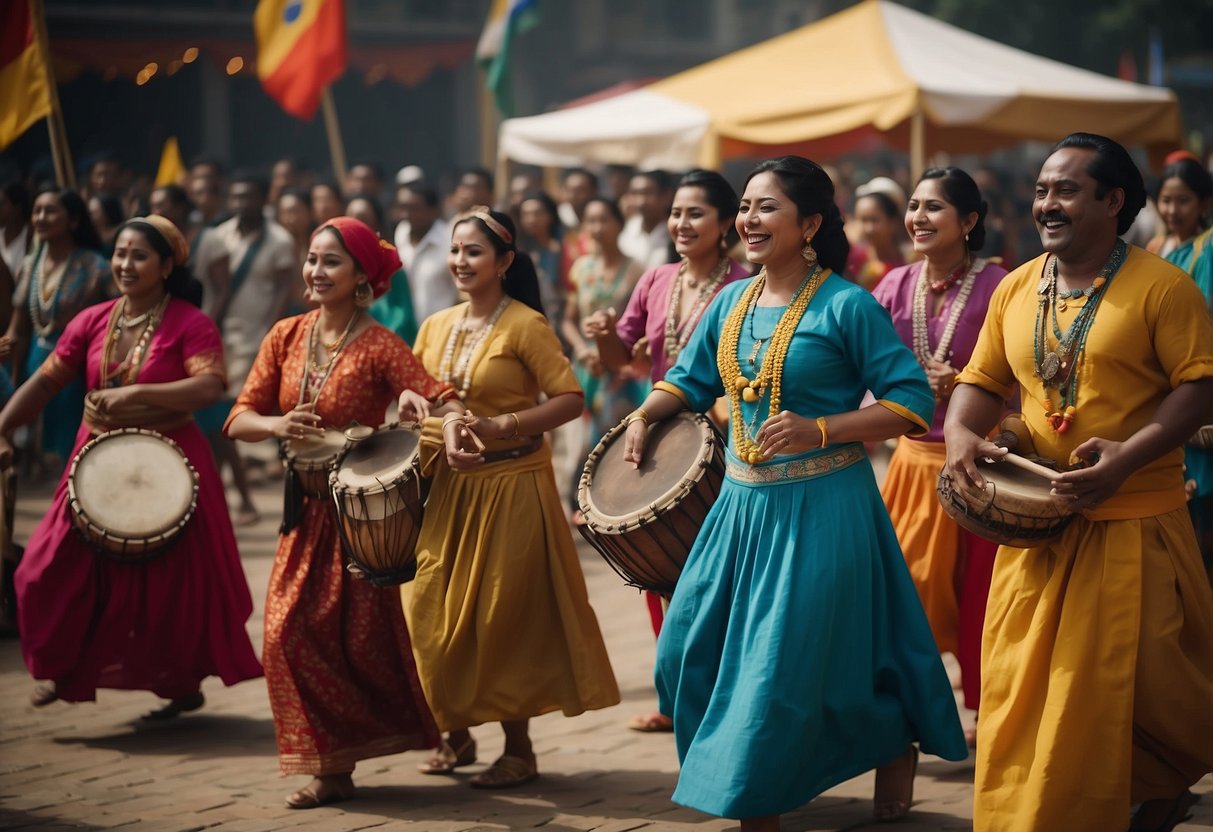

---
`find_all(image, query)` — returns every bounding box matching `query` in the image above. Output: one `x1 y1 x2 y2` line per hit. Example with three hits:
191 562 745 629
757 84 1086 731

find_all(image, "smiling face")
1157 176 1206 242
448 219 512 300
1033 147 1123 259
32 192 71 244
304 228 362 307
905 178 974 261
111 227 170 303
736 172 817 269
668 185 729 261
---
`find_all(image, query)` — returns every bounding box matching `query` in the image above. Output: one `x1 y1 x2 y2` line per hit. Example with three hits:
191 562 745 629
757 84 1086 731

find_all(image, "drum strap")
280 464 305 535
480 438 543 464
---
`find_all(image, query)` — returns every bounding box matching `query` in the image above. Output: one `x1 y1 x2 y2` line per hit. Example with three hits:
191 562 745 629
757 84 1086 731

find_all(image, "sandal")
285 775 355 810
627 712 674 733
142 691 205 721
1129 791 1197 832
30 682 58 707
417 736 477 775
469 754 539 789
873 746 918 822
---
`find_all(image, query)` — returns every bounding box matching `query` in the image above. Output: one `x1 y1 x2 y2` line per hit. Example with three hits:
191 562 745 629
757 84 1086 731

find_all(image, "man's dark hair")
1053 133 1147 235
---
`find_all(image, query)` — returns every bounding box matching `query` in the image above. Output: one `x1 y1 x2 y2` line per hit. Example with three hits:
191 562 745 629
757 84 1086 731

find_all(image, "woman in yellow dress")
405 206 619 789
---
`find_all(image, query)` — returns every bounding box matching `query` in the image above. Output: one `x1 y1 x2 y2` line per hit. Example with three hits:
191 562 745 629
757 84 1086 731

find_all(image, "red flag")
254 0 347 120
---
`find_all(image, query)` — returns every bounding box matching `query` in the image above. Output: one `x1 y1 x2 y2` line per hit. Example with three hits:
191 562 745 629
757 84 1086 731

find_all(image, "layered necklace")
912 257 984 366
718 264 825 464
99 295 171 389
1033 239 1126 433
437 295 511 398
664 256 730 362
298 310 359 405
29 243 69 338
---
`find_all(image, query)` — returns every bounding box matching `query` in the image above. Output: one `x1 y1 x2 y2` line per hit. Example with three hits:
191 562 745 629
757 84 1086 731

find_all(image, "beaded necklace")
912 257 984 366
298 310 359 406
717 265 825 464
28 243 68 339
99 295 171 389
664 256 730 362
1032 239 1126 433
437 295 511 398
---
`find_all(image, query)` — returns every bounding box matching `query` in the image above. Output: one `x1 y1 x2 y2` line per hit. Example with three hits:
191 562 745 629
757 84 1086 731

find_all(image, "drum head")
74 433 195 538
334 427 420 491
977 460 1056 504
286 429 347 463
588 412 711 521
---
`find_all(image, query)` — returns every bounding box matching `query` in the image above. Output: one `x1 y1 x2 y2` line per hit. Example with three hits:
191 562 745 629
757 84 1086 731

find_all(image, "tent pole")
910 108 925 184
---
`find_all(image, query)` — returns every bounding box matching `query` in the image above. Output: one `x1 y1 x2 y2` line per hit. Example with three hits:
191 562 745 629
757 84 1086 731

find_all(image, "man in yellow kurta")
944 133 1213 832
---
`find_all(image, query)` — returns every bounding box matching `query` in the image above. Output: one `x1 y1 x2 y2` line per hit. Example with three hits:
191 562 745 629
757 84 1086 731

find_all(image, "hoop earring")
354 281 373 307
801 238 817 268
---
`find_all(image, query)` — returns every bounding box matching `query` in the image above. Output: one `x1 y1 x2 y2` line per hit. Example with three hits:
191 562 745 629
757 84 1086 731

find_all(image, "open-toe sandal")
285 778 355 810
873 746 919 822
417 737 477 775
469 754 539 789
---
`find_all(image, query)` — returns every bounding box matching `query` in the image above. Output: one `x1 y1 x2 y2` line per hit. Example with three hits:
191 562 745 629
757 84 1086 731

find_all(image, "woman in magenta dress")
871 168 1008 743
0 215 262 716
583 169 748 733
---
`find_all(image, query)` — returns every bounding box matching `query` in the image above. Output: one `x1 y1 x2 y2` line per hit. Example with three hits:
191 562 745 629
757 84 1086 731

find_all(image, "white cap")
395 165 425 186
855 176 906 210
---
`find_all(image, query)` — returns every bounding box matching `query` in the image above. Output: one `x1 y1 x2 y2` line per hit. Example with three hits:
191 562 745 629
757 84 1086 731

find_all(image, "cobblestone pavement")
1 473 1210 832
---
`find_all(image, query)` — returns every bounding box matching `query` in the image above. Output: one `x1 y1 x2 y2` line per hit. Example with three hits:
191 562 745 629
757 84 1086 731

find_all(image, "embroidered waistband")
726 443 864 485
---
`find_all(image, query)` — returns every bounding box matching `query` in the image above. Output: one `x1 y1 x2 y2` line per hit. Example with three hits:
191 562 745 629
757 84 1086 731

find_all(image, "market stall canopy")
498 0 1182 170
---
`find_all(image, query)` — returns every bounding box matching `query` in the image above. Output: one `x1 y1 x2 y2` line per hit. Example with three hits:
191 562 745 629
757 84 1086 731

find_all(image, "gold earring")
801 238 817 267
354 282 373 307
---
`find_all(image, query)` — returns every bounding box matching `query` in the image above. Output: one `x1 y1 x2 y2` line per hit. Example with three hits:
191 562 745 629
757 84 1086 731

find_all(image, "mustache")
1037 212 1070 225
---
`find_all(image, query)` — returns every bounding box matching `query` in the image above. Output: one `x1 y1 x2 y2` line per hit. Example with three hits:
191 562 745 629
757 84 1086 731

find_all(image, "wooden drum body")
1190 425 1213 450
330 423 425 586
937 459 1073 549
283 429 348 497
68 428 199 561
577 412 725 595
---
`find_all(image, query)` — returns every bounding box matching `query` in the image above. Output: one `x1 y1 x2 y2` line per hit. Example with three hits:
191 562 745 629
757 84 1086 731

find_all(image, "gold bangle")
624 409 649 428
506 412 521 438
816 416 828 448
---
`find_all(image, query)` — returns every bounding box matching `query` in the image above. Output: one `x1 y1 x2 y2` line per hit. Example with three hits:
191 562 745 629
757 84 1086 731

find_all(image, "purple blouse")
615 259 751 383
872 260 1008 442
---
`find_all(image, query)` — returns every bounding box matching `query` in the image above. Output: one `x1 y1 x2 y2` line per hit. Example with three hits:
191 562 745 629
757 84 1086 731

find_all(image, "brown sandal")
285 776 355 810
417 737 477 775
468 754 539 789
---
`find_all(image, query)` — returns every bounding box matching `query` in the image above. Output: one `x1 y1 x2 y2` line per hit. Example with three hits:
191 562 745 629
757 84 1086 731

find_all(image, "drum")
577 411 725 595
936 456 1073 548
282 429 348 497
1189 425 1213 450
68 428 199 561
330 422 425 586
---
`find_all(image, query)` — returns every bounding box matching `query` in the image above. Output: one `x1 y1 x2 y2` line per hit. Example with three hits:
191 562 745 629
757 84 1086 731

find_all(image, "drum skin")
1191 425 1213 450
936 459 1073 548
68 429 199 561
283 429 348 497
578 412 725 595
330 423 425 586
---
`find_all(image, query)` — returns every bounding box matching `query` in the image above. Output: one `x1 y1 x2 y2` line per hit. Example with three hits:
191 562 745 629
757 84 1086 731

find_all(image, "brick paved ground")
1 472 1210 832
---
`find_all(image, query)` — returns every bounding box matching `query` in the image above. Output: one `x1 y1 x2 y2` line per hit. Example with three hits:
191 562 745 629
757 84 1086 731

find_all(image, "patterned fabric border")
38 353 74 387
185 350 228 385
726 443 864 485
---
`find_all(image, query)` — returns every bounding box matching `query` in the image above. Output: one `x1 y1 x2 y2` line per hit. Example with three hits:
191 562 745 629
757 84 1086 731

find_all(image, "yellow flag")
154 137 186 187
0 0 53 150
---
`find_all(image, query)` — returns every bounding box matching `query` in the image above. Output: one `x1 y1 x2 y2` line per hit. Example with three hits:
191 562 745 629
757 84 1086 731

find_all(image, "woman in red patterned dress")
226 218 454 809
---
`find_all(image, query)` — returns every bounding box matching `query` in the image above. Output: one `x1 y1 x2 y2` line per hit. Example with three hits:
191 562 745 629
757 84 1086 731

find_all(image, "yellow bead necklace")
717 264 825 464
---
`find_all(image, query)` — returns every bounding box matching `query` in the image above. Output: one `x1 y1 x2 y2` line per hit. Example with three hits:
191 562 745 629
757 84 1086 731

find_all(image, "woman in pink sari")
0 216 262 716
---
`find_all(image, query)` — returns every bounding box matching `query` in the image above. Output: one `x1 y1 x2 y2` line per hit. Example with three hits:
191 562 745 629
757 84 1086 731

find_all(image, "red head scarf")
312 216 401 299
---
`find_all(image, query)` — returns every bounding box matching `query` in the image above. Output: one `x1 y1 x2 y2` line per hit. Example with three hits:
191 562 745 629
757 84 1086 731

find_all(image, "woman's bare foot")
285 773 355 810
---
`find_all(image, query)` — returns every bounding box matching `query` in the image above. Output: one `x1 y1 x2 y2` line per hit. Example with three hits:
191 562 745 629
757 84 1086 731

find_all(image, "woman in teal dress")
622 157 966 830
1157 158 1213 571
1 188 109 468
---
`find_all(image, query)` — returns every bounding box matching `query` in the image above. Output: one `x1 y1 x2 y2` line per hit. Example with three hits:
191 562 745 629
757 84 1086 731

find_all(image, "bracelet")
504 412 521 439
624 408 650 428
816 416 829 448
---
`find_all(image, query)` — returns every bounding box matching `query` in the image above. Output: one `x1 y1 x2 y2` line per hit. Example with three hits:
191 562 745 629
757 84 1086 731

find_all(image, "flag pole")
479 70 504 201
321 86 347 186
29 0 75 190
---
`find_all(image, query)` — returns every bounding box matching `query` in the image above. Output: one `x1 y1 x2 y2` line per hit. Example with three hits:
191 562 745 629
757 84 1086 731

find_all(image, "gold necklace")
717 265 825 464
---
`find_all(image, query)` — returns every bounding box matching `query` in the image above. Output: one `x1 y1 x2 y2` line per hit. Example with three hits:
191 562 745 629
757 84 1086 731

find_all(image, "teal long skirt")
655 445 968 819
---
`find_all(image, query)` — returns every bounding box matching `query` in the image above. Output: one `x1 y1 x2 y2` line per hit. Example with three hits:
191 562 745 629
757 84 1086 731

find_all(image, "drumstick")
988 452 1059 481
462 424 487 453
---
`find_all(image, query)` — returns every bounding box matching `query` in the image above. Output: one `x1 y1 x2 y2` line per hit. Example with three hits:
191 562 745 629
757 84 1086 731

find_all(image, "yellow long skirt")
408 444 620 731
880 437 959 654
974 507 1213 831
